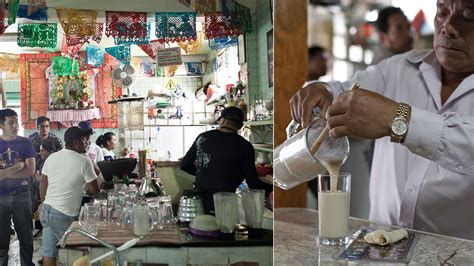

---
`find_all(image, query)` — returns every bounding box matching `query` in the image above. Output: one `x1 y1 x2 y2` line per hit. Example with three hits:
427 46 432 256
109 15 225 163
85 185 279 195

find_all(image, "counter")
274 208 474 265
59 222 272 265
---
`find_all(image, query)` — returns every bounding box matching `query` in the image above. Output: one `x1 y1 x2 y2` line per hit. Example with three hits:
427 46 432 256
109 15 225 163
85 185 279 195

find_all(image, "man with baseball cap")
39 126 100 266
181 106 271 214
78 120 104 163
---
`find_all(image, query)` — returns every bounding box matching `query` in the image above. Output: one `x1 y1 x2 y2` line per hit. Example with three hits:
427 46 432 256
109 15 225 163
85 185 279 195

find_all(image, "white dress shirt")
323 50 474 239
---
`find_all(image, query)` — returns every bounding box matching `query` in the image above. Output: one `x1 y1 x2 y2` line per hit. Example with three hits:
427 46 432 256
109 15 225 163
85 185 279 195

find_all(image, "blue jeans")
40 204 76 258
0 190 33 266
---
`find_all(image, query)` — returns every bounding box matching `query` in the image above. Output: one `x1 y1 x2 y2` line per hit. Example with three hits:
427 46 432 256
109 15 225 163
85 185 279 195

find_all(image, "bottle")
238 99 248 121
122 174 129 186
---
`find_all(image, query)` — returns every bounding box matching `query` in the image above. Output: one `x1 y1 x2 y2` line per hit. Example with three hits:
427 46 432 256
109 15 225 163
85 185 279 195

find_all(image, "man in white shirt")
290 0 474 239
39 127 100 265
78 120 104 163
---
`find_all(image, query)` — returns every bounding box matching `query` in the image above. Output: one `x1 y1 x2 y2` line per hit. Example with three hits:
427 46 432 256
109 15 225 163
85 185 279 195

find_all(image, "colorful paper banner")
155 12 197 43
52 56 80 76
86 45 105 67
209 36 238 50
56 8 97 36
105 45 131 65
194 0 216 14
17 4 48 21
17 23 57 48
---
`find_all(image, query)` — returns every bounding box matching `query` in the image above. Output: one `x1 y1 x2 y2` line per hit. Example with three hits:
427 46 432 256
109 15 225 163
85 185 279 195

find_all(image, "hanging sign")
156 47 182 67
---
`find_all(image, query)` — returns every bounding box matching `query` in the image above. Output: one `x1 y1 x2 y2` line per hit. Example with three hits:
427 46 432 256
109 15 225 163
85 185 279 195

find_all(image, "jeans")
40 204 76 258
0 190 33 266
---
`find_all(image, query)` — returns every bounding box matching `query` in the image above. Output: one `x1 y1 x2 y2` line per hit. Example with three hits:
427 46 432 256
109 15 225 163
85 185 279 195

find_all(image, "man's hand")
12 161 25 172
326 88 399 139
33 203 42 220
290 83 333 128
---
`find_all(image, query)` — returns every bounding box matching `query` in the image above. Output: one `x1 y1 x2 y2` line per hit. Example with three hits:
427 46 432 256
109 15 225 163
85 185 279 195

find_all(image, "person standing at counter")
39 127 100 266
372 6 414 64
0 109 36 266
78 120 104 163
290 0 474 239
96 132 116 160
181 106 271 214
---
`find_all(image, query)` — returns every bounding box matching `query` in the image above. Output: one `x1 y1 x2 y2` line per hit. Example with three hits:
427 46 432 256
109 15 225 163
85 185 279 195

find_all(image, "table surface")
274 208 474 265
61 222 273 248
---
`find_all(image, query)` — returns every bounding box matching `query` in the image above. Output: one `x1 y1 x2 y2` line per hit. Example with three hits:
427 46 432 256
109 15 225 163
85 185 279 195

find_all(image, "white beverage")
319 158 343 192
214 194 239 233
318 191 350 238
133 211 151 237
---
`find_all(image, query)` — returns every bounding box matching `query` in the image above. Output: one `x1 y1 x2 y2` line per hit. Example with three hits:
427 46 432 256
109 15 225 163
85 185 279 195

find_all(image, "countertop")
61 222 272 248
274 208 474 265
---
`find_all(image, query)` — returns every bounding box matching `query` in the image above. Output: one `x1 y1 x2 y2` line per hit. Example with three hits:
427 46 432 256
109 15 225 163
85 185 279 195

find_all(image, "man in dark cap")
181 106 271 214
39 127 99 266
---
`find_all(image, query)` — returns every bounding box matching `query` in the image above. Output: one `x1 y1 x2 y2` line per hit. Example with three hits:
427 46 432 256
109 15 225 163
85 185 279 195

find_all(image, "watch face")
392 119 408 135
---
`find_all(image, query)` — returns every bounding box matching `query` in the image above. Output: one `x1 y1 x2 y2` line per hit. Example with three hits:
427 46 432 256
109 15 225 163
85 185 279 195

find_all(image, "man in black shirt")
181 106 271 214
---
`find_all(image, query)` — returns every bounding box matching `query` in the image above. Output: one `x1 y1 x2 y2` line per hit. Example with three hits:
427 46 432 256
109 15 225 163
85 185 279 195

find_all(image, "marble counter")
274 208 474 265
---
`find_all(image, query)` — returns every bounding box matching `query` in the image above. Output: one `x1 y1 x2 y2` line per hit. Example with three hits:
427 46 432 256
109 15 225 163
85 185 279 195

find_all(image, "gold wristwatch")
390 102 411 143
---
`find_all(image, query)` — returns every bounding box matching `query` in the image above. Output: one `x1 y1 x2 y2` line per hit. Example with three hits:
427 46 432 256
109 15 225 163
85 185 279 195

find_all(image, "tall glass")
213 192 238 233
242 189 265 229
318 173 351 246
78 203 99 236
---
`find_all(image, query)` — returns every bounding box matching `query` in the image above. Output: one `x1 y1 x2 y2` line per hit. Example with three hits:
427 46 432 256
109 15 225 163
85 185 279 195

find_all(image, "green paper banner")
52 56 79 76
17 23 57 48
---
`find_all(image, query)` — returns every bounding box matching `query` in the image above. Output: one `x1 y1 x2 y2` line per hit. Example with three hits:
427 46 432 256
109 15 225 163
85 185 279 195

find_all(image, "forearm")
39 175 48 202
403 107 474 175
9 167 35 179
0 165 23 180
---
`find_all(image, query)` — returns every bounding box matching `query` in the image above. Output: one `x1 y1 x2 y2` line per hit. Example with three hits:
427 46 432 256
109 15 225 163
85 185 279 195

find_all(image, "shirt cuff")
403 106 443 160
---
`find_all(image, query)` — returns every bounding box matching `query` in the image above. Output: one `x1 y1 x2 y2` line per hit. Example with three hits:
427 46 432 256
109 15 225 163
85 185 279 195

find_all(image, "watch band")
390 102 410 143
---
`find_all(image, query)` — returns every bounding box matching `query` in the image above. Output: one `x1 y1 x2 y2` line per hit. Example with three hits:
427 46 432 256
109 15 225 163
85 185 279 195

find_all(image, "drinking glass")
242 189 265 229
78 203 99 236
213 192 238 233
158 196 174 225
318 172 351 246
132 202 154 239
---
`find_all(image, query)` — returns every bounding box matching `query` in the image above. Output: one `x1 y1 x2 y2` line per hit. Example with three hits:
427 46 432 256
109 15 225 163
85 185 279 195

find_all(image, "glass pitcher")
274 116 350 190
78 203 99 236
132 201 154 239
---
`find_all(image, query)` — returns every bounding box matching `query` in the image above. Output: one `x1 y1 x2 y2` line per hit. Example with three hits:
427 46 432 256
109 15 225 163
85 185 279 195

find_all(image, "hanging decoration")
56 8 97 36
105 45 131 65
114 23 150 45
61 37 82 57
17 4 47 21
178 32 202 54
236 2 252 33
0 53 20 73
105 11 147 43
155 12 197 43
194 0 216 14
178 0 191 8
86 45 105 67
27 0 46 16
64 23 103 47
52 56 80 77
138 40 165 60
1 0 20 35
17 23 57 48
209 36 238 50
204 12 241 39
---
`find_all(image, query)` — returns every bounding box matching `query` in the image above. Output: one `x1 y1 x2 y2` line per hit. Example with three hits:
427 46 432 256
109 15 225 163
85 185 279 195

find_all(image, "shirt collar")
405 49 434 64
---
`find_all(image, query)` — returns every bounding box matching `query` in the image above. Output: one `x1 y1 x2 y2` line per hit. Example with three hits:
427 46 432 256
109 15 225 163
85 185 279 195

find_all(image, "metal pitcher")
274 115 349 190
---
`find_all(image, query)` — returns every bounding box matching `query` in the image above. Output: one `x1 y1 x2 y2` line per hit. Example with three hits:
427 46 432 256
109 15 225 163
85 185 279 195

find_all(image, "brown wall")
274 0 308 208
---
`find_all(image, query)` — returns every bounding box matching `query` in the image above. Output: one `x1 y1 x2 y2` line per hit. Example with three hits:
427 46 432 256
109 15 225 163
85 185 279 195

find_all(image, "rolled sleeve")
404 107 474 175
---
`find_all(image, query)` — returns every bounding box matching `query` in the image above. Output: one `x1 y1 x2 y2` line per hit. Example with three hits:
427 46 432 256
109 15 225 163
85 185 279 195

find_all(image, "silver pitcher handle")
286 120 300 139
286 107 322 139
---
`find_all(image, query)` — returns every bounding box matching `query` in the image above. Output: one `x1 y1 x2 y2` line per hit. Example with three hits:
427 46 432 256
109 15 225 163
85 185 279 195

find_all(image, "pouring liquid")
319 158 343 192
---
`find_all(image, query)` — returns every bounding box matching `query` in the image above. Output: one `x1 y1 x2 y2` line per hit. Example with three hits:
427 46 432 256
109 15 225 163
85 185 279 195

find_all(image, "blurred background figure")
307 45 329 81
373 6 414 64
